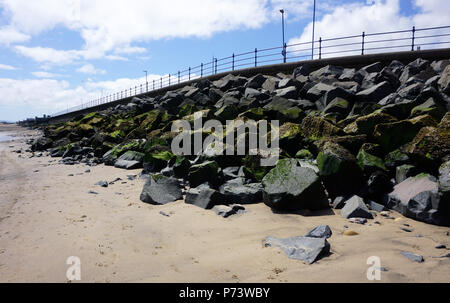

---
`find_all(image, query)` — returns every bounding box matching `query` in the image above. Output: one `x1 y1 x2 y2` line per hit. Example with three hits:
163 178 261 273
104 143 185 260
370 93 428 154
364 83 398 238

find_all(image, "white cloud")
0 63 17 70
114 45 147 55
14 46 81 64
0 72 173 119
287 0 450 59
1 0 271 63
0 26 30 45
31 71 61 78
76 63 106 75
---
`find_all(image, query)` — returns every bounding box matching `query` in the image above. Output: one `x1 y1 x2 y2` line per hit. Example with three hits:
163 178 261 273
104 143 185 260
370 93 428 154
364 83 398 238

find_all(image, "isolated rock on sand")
262 158 329 211
401 251 424 263
264 236 330 264
212 204 246 218
340 195 374 219
95 180 108 187
140 174 183 205
304 225 332 239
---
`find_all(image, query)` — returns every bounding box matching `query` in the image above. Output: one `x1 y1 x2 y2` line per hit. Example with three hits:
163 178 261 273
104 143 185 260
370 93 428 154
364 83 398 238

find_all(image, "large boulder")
262 158 329 210
344 112 397 136
316 142 364 198
404 116 450 169
373 115 437 152
356 81 394 102
219 182 263 204
387 173 449 226
114 150 144 169
140 174 183 205
185 183 225 209
301 115 344 139
187 160 221 187
31 137 53 151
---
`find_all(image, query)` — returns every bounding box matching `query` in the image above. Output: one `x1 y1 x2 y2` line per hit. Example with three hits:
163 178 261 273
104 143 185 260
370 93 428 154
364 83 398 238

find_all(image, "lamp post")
280 9 286 63
143 70 148 92
312 0 316 60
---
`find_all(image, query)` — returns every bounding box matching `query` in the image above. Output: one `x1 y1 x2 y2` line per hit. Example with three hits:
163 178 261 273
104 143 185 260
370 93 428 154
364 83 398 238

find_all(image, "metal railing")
51 25 450 117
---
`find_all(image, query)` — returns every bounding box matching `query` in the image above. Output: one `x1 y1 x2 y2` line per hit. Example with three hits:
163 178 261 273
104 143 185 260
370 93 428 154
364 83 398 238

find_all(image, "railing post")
169 74 171 86
319 37 322 59
135 86 137 95
188 67 191 80
153 79 155 90
130 87 132 96
232 53 234 71
411 26 415 51
160 77 162 88
140 84 142 94
178 71 180 84
201 63 203 77
215 58 217 74
255 48 257 67
361 31 365 55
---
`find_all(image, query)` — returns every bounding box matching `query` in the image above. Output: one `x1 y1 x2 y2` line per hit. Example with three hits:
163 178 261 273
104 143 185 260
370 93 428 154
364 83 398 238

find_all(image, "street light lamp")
280 9 286 63
143 70 148 92
312 0 316 60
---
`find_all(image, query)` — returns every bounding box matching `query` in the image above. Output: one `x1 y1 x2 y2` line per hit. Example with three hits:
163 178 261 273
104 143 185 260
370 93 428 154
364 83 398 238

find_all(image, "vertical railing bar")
319 37 322 59
362 31 365 55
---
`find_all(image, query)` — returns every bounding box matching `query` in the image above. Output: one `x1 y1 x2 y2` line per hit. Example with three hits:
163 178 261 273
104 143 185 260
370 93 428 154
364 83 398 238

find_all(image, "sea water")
0 133 13 142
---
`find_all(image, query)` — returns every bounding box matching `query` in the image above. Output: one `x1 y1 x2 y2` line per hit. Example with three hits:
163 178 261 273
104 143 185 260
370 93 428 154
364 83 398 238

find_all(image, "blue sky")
0 0 449 121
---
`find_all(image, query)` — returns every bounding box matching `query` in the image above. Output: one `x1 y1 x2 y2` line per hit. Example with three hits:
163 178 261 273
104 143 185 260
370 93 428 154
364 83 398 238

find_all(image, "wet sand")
0 125 449 282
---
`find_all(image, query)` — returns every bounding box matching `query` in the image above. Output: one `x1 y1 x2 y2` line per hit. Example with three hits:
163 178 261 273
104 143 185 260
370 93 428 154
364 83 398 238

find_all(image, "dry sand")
0 124 449 283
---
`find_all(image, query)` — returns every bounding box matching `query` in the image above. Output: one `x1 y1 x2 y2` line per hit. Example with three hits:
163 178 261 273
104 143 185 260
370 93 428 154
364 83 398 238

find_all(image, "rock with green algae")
316 141 364 198
102 139 146 166
187 160 221 187
262 158 329 211
373 115 436 152
300 115 344 139
343 112 397 136
357 149 387 174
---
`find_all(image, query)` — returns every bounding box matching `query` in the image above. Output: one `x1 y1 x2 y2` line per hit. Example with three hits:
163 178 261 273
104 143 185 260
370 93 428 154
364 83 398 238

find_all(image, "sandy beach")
0 124 449 283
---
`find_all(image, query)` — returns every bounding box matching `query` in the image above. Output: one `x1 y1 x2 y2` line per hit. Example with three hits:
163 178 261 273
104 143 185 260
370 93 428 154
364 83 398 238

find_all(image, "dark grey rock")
159 211 170 217
114 159 142 169
401 251 424 263
140 174 183 205
435 244 446 249
185 183 224 209
367 200 387 212
96 180 108 187
332 196 350 209
88 190 98 195
340 195 374 219
304 225 332 239
356 81 393 102
274 86 297 99
264 236 330 264
219 182 263 204
212 205 235 218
